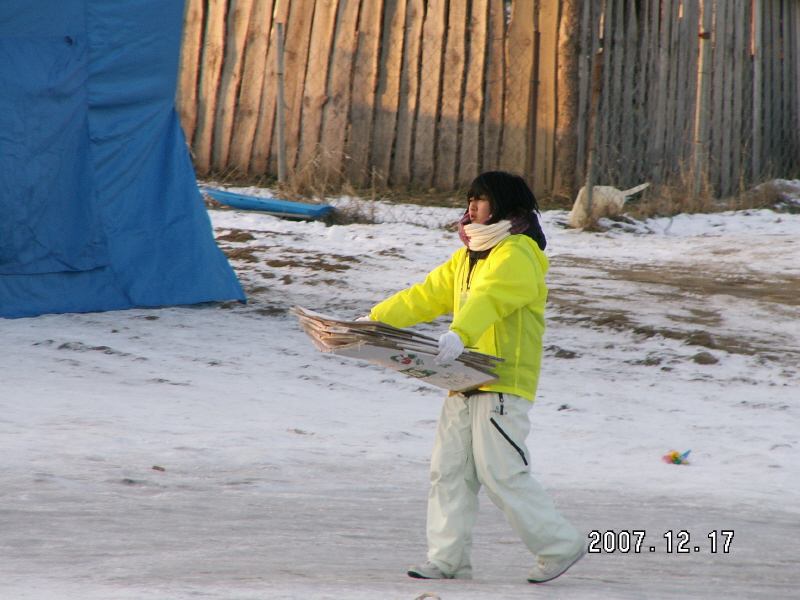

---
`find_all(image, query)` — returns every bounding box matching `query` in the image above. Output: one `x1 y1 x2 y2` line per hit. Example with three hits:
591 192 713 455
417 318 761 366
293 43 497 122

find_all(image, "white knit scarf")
462 220 512 251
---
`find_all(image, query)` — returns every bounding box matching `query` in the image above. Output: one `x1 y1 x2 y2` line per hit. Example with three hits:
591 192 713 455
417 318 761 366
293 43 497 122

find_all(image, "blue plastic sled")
202 188 334 220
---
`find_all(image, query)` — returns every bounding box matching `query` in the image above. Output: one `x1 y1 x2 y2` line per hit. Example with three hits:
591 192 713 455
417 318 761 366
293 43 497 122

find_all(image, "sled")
201 188 334 220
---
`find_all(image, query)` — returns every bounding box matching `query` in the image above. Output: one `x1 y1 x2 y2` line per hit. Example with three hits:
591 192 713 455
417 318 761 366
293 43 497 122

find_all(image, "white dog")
568 182 650 228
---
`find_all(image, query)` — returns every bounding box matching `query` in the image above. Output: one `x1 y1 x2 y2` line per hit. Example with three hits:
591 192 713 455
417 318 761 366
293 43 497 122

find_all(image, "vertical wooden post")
575 0 597 186
457 0 489 187
503 0 537 182
228 0 276 173
673 0 688 175
719 0 735 195
525 13 540 191
193 0 228 175
482 0 505 173
765 0 779 178
652 0 672 183
372 0 409 187
730 0 746 188
795 1 800 169
607 0 625 180
176 0 204 144
389 0 424 187
296 0 341 173
276 23 287 184
644 0 661 181
213 0 256 173
595 0 613 181
693 0 712 197
634 0 650 184
412 0 447 189
752 0 762 181
620 0 640 184
709 0 725 190
435 0 469 190
530 0 557 196
250 0 291 176
584 49 604 225
343 0 385 186
281 0 317 173
318 0 361 183
780 0 792 175
553 0 582 199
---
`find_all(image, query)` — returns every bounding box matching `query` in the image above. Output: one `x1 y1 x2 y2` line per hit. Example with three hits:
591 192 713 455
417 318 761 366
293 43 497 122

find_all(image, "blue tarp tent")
0 0 245 318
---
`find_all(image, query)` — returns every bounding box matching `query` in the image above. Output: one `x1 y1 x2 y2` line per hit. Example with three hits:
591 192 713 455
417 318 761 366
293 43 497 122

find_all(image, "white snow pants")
426 391 582 577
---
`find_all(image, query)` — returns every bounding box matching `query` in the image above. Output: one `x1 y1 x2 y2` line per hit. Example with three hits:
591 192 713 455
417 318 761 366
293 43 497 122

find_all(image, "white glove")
355 315 372 322
434 331 464 365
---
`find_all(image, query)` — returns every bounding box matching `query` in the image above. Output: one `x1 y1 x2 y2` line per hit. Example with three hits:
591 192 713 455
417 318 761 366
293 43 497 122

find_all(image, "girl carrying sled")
365 171 585 583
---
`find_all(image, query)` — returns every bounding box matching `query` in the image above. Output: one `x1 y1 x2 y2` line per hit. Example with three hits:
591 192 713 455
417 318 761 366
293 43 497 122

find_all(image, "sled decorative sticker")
399 367 437 378
391 353 424 366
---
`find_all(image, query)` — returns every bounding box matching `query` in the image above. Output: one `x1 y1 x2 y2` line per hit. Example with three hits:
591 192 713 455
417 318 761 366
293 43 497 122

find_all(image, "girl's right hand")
435 331 464 365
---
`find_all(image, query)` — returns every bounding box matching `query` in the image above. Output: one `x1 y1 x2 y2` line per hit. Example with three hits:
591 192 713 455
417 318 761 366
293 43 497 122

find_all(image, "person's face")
468 196 492 224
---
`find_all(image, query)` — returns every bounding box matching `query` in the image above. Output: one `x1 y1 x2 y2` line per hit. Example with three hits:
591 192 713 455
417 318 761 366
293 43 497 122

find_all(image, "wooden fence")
573 0 800 198
178 0 549 193
177 0 800 198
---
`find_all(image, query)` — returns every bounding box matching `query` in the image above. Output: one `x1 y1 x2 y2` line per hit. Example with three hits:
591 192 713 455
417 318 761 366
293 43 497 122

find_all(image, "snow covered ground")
2 204 799 599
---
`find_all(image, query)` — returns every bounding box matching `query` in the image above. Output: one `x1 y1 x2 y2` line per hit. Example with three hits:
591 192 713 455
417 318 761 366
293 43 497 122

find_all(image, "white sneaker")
407 561 472 580
408 561 449 579
526 545 586 583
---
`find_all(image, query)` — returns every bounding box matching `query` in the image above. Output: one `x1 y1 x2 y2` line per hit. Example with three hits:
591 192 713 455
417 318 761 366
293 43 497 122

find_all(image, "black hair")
466 171 540 224
466 171 546 250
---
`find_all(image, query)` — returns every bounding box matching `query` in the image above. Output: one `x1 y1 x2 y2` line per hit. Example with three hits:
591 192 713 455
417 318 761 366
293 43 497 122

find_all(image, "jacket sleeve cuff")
449 328 470 347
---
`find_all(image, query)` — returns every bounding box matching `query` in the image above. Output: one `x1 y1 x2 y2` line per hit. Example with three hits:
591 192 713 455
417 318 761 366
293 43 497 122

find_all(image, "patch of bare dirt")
547 256 800 359
216 231 256 243
223 248 261 263
265 257 351 272
551 256 800 307
220 242 361 274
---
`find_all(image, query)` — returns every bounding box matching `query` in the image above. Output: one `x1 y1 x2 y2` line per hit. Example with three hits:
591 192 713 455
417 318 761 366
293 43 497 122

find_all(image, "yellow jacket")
370 235 548 401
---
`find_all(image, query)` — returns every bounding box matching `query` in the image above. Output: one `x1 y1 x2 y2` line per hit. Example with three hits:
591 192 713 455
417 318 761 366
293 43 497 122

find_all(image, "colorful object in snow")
663 450 691 465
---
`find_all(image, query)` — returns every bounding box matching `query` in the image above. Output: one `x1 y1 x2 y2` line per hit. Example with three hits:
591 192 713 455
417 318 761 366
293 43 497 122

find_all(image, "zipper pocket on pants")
489 417 528 466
